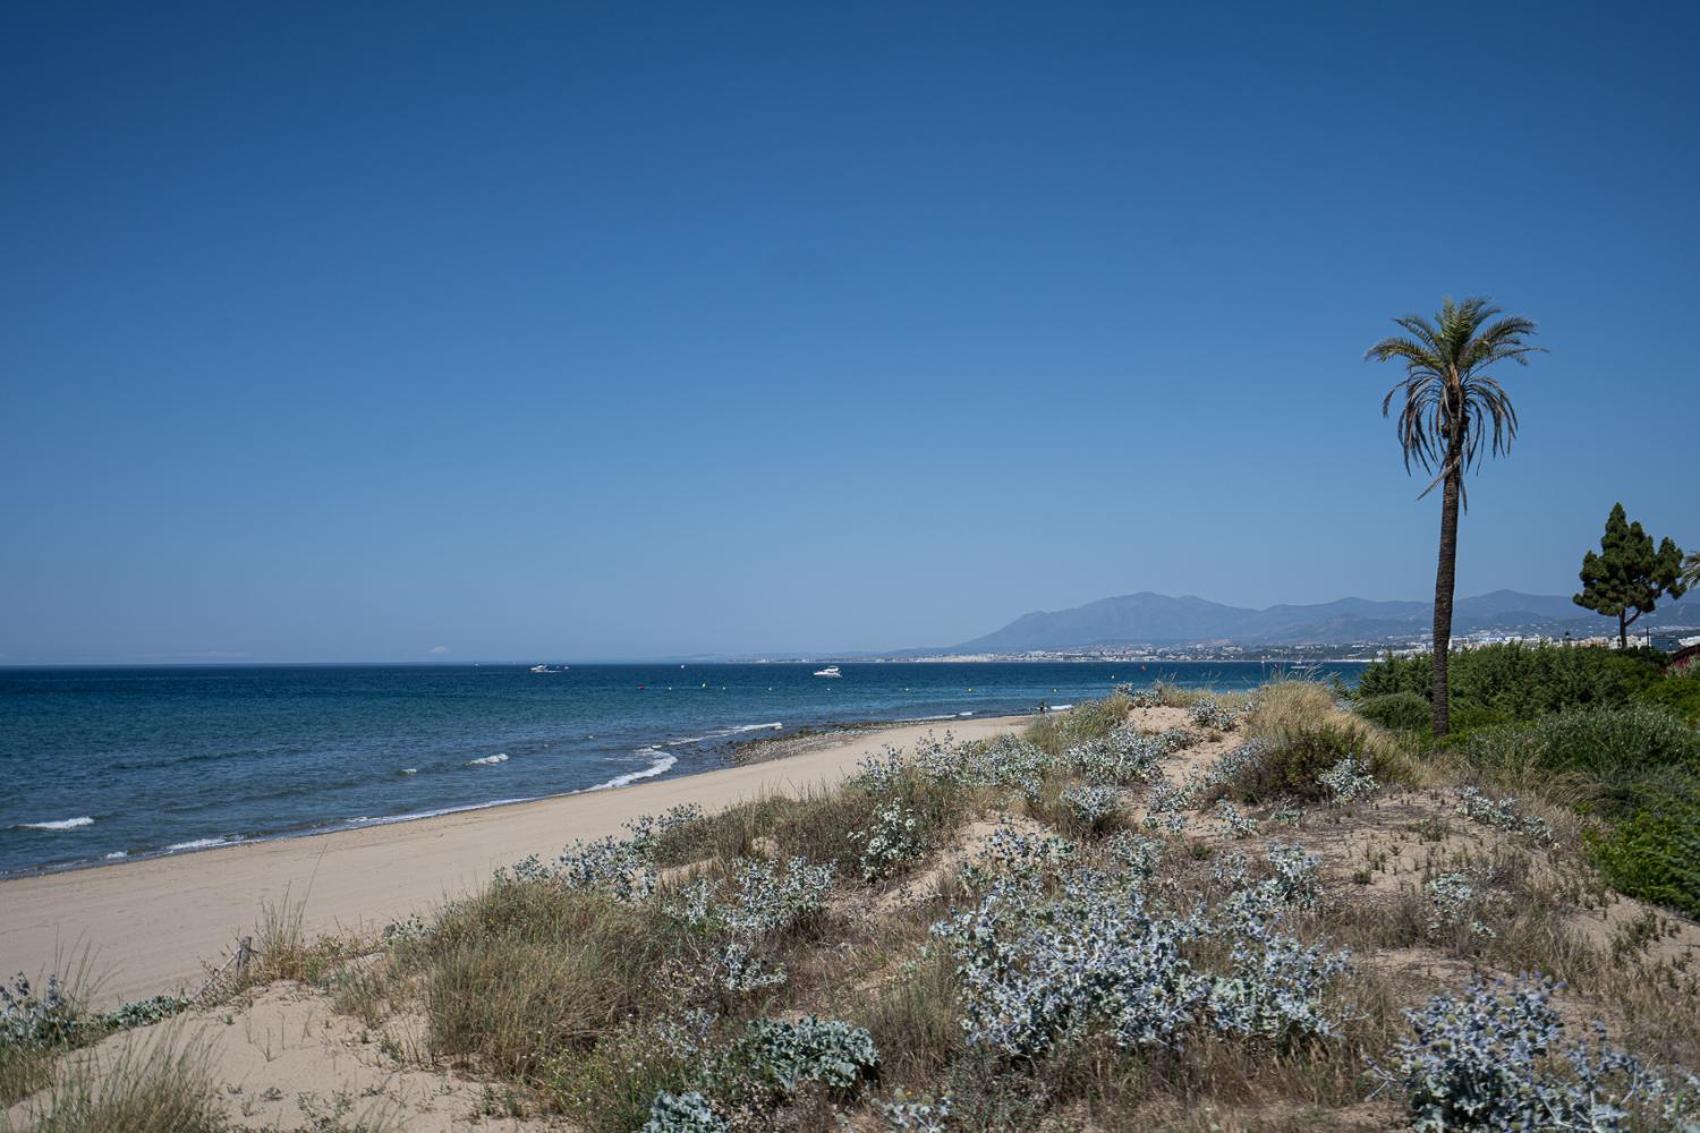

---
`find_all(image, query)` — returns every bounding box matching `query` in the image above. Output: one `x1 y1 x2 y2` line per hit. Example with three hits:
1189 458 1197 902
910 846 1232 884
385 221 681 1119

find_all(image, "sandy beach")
0 714 1024 1009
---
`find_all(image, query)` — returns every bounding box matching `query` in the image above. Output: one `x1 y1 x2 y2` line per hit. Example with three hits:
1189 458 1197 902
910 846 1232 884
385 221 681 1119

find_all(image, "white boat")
813 665 842 678
529 664 550 673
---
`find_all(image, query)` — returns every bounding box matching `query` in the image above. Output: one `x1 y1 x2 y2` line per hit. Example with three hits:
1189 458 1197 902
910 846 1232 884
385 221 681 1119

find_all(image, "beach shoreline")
0 713 1028 1008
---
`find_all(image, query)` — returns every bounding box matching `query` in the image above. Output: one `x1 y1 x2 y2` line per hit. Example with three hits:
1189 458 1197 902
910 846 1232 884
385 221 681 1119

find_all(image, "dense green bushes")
1355 643 1666 723
1226 720 1366 803
1463 706 1700 782
1355 691 1431 733
1589 768 1700 918
1355 645 1700 919
1458 706 1700 916
1634 671 1700 726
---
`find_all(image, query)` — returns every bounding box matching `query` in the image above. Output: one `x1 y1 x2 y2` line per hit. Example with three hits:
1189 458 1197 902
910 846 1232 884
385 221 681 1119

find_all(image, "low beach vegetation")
11 677 1700 1130
1354 642 1700 918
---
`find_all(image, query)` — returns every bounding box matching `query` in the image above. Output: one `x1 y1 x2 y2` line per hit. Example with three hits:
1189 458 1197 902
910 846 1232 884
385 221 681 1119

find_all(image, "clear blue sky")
2 2 1696 663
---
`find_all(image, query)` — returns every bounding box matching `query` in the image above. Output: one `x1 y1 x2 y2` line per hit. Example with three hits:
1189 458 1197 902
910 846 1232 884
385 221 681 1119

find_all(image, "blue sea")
0 661 1364 876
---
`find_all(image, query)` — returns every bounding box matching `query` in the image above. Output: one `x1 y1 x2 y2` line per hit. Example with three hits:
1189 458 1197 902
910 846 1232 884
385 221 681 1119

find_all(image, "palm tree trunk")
1431 464 1462 737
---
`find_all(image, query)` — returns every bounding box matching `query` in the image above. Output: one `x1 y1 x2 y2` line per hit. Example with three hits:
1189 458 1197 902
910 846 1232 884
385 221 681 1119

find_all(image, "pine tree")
1573 503 1687 648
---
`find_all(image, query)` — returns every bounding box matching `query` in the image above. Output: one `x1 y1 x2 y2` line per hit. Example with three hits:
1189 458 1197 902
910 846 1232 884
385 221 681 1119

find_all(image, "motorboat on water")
813 665 842 678
530 664 549 673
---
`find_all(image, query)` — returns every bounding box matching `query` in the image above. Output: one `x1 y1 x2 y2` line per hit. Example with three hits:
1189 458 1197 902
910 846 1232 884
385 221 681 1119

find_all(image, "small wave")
1050 704 1074 711
667 720 783 746
401 767 419 775
346 798 533 828
167 836 239 852
16 816 94 831
468 753 509 766
958 711 975 717
587 749 678 791
105 851 127 860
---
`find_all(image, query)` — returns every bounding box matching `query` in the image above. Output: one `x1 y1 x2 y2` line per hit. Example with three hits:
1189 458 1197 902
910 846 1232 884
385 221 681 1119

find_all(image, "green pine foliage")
1573 503 1687 646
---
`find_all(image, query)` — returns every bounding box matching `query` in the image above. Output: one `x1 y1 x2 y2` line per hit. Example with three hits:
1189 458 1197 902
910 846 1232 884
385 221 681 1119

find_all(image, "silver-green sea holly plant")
855 801 926 882
1059 784 1124 836
931 842 1347 1060
1190 699 1238 731
1381 976 1700 1132
1319 755 1377 803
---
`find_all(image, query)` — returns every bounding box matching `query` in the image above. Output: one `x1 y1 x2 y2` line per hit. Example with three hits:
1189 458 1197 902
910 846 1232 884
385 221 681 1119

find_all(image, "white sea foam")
468 753 509 766
587 749 678 792
346 798 532 828
667 721 782 746
401 767 419 775
167 836 238 852
958 711 975 717
1050 704 1074 710
105 851 127 860
17 816 94 831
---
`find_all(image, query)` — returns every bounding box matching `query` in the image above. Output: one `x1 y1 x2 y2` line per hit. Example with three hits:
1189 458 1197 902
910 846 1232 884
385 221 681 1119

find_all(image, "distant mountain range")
947 589 1698 652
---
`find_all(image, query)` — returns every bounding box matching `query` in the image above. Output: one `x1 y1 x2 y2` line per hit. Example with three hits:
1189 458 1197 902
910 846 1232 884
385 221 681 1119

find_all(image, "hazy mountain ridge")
954 589 1694 651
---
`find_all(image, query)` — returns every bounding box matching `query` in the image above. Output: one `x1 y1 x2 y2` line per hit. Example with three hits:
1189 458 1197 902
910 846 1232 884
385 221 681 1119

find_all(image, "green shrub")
1225 719 1372 803
1461 706 1699 793
1634 672 1700 727
1458 706 1700 917
1355 644 1665 723
1588 768 1700 918
1527 707 1699 781
1455 725 1554 785
1355 692 1432 733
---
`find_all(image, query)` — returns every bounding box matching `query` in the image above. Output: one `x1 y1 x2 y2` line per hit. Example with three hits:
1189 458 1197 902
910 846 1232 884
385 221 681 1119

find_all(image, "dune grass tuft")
5 1033 225 1133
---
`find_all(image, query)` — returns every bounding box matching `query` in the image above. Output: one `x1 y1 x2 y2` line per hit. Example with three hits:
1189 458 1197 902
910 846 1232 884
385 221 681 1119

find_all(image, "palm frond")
1366 296 1537 505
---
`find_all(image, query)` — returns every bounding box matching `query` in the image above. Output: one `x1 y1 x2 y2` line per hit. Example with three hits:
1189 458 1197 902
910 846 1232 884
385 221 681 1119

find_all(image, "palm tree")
1367 297 1542 737
1684 550 1700 592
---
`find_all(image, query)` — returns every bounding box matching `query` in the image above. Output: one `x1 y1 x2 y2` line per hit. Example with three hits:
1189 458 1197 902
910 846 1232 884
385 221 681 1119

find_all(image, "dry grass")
846 944 962 1090
1223 681 1424 803
3 1031 225 1133
410 882 686 1080
0 1048 59 1113
1026 690 1135 755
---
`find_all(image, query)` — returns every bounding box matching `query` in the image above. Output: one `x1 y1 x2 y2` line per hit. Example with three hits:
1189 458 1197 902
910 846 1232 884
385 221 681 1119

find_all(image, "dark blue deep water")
0 661 1363 875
